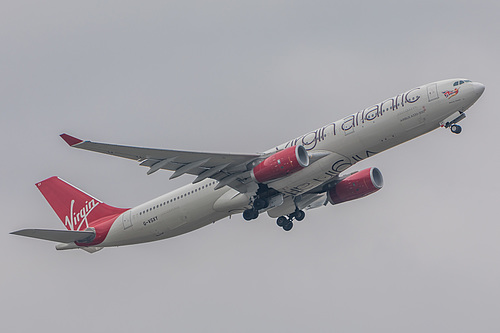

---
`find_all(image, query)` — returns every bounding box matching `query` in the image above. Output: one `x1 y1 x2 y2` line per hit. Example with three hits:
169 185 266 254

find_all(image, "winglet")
60 133 83 146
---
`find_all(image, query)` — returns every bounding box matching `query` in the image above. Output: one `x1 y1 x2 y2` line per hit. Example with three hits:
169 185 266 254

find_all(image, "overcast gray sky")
2 1 499 332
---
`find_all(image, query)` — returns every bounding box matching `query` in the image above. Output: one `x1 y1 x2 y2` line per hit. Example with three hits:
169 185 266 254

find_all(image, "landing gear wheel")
243 209 253 221
243 209 259 221
277 216 287 227
283 221 293 231
450 124 462 134
294 210 305 221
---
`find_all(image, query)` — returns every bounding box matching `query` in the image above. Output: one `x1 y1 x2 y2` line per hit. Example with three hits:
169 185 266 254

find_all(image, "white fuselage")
101 79 484 247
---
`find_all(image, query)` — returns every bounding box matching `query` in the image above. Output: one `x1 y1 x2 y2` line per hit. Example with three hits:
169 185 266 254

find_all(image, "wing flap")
11 229 95 243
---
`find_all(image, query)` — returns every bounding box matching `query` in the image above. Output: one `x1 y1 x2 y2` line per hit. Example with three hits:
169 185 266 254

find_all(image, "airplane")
11 78 485 253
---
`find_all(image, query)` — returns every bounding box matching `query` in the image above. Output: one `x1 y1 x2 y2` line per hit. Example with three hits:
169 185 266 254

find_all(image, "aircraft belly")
102 188 231 246
152 192 227 242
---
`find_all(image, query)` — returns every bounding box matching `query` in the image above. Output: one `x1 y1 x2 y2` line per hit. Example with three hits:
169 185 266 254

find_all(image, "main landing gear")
276 210 305 231
242 198 269 221
242 194 306 232
243 208 259 221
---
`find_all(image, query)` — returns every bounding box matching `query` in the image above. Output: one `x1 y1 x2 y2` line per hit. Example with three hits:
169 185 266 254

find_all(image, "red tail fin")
37 177 127 231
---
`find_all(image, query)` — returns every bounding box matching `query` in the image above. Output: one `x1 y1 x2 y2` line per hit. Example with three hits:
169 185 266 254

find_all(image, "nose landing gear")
276 210 305 231
440 111 465 135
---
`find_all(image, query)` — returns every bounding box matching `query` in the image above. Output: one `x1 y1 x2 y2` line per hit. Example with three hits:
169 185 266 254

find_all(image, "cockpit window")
453 79 472 86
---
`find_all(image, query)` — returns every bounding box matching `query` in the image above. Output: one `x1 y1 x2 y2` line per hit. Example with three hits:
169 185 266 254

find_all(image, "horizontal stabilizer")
10 229 95 243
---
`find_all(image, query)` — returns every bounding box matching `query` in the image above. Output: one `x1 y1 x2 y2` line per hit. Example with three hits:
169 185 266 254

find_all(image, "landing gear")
450 124 462 134
276 216 287 227
242 197 269 221
283 221 293 231
441 111 466 134
294 210 305 221
276 210 305 231
277 216 293 231
243 209 259 221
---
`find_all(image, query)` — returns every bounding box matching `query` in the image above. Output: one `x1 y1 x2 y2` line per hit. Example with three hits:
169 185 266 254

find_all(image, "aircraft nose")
472 82 485 98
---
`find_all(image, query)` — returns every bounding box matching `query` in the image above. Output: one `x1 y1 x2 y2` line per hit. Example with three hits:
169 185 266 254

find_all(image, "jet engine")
328 167 383 205
251 145 309 183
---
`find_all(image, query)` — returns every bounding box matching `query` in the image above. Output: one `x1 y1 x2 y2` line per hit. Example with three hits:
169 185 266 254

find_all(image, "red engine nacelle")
251 145 310 183
328 167 383 205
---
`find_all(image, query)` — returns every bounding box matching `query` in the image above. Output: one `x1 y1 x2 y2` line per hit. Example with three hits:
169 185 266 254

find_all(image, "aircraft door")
122 210 132 230
427 83 439 102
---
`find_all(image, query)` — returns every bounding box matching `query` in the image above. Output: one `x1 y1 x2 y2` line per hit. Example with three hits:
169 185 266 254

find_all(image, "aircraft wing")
60 134 264 192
